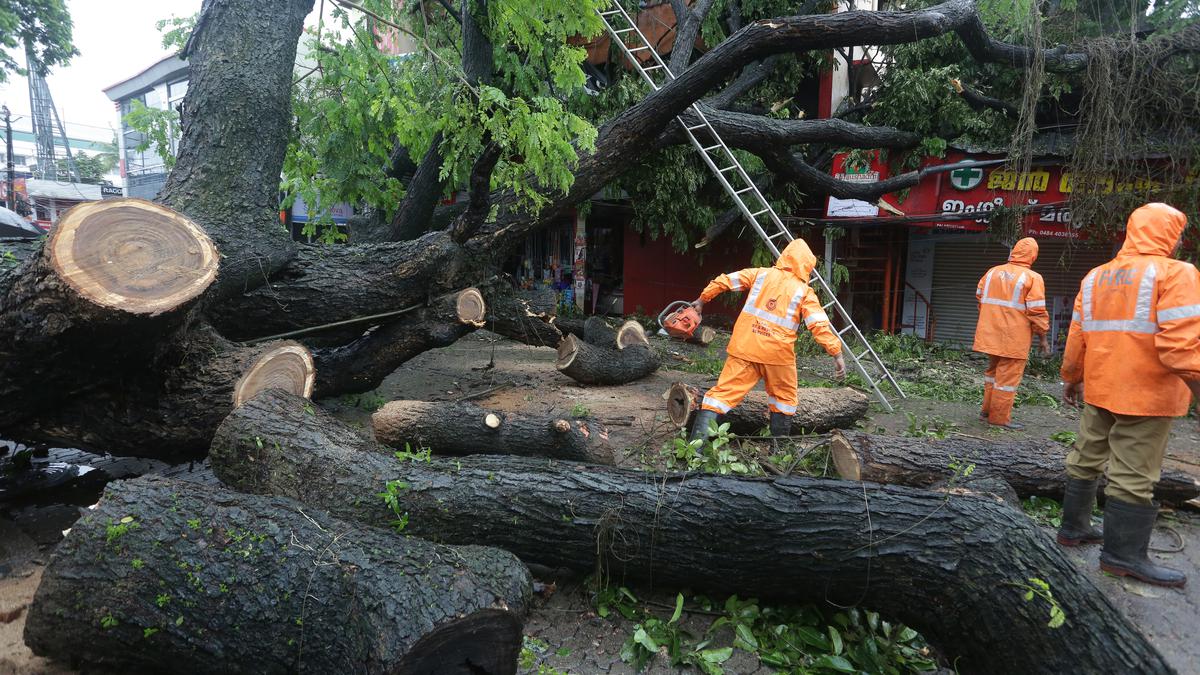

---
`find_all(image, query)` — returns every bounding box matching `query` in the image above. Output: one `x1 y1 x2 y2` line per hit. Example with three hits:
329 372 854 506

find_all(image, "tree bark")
555 334 659 385
313 288 485 397
209 390 1173 675
159 0 313 299
372 400 614 464
389 132 447 241
481 282 563 348
24 475 530 675
831 430 1200 505
0 199 218 427
14 327 314 458
666 382 868 435
686 325 718 346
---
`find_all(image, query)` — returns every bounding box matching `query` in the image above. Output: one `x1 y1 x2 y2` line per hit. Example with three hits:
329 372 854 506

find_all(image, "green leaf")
814 654 857 672
699 647 733 663
632 626 658 652
734 623 759 651
670 592 684 624
829 625 844 655
794 625 831 650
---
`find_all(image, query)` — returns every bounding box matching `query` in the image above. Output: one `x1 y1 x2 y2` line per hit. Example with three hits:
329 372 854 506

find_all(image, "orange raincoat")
700 239 842 365
698 239 841 416
973 237 1050 359
1062 203 1200 417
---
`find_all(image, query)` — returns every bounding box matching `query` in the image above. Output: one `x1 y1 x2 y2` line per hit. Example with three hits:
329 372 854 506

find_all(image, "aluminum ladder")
596 2 905 411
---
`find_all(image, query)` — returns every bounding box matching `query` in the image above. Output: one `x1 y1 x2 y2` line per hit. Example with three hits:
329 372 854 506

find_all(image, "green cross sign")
950 167 984 190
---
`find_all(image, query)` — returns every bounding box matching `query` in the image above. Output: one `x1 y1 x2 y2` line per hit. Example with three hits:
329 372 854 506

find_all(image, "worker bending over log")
689 239 845 441
1059 203 1200 588
973 237 1050 430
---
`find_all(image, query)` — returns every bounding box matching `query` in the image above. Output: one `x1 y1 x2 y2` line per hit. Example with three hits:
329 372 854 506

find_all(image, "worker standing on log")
689 238 845 442
1059 203 1200 588
973 237 1051 430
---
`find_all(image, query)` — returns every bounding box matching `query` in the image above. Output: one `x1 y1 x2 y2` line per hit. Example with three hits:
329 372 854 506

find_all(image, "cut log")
666 382 869 435
583 315 617 347
24 475 530 674
831 430 1200 505
482 282 563 347
0 199 218 426
686 325 717 346
209 390 1173 675
14 327 315 458
314 288 485 397
551 317 586 340
616 320 650 349
372 400 614 463
555 334 659 385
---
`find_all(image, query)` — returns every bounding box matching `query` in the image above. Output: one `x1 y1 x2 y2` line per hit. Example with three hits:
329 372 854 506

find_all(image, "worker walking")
689 238 845 442
1058 203 1200 588
973 237 1051 429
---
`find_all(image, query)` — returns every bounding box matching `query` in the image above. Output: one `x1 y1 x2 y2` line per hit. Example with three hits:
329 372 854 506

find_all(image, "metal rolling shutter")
930 237 1114 348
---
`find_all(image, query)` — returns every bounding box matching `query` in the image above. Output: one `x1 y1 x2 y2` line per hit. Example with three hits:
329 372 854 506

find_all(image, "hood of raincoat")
1008 237 1039 267
776 238 818 282
1120 203 1187 257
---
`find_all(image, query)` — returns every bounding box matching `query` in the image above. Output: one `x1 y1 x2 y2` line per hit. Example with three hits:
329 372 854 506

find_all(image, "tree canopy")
0 0 76 82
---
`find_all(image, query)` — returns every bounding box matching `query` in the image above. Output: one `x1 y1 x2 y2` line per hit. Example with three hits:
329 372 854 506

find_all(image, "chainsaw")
657 301 703 341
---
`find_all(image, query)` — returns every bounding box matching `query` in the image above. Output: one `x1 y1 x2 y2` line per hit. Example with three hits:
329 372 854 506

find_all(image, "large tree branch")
450 140 502 244
665 107 923 150
707 55 783 109
668 0 719 73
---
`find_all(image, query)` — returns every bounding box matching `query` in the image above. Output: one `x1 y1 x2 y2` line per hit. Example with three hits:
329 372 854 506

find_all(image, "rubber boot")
1099 499 1186 588
769 412 792 438
1056 477 1103 546
688 409 719 444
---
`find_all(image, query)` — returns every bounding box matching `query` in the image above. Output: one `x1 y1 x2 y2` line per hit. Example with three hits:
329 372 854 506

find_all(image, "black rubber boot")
769 412 792 438
688 409 719 444
1056 478 1103 546
1099 499 1186 588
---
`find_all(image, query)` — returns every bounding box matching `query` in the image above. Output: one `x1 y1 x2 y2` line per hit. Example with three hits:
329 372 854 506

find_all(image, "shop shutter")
930 236 1114 349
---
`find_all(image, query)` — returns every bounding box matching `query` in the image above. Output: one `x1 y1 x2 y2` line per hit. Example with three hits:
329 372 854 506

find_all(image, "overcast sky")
0 0 331 142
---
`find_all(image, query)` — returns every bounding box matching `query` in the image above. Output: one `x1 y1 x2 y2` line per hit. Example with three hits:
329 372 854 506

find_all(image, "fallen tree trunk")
371 400 614 464
0 199 219 426
209 390 1172 675
24 475 530 674
555 334 659 385
14 327 314 458
552 317 586 340
687 325 717 346
313 288 485 397
831 430 1200 505
482 282 563 348
666 382 869 434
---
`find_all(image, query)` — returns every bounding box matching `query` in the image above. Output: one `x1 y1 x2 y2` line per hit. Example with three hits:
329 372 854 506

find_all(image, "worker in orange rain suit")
688 238 846 442
1057 203 1200 588
973 237 1051 430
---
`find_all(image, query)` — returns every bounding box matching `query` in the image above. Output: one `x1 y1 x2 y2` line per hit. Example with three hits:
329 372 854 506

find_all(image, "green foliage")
904 413 955 439
0 0 77 83
1022 495 1064 528
394 443 432 463
282 0 606 242
570 403 590 418
156 13 197 52
1050 430 1077 445
122 100 179 170
596 585 937 674
1016 577 1066 629
379 479 411 532
662 422 760 476
100 614 118 629
106 516 138 545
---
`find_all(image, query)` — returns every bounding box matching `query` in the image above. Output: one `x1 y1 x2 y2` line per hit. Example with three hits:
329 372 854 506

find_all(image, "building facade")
102 55 189 200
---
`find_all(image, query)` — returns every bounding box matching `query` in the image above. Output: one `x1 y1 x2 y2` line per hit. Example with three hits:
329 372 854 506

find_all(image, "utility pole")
2 105 14 212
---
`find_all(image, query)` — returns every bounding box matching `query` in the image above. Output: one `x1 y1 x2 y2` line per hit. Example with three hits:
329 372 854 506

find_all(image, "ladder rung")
749 209 768 217
644 64 664 71
629 45 650 52
768 231 788 240
600 9 621 15
734 187 755 195
718 165 738 173
838 325 854 335
614 27 635 33
822 301 835 309
685 124 707 131
701 144 722 152
856 350 871 361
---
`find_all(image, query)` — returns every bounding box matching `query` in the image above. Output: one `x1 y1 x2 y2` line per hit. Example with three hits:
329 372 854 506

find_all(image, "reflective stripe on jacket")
700 239 842 366
972 237 1050 359
1061 203 1200 417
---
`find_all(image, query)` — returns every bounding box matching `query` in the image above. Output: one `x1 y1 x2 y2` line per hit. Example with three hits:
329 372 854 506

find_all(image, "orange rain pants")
982 355 1027 426
701 355 799 416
